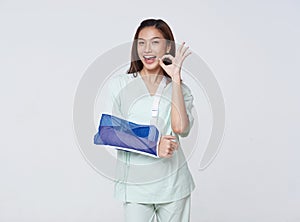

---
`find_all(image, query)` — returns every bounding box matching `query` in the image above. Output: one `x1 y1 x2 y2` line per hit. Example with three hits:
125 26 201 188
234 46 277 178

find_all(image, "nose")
144 41 152 53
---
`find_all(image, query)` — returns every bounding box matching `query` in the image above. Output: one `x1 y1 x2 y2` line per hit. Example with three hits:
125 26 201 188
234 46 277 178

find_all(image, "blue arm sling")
94 114 160 157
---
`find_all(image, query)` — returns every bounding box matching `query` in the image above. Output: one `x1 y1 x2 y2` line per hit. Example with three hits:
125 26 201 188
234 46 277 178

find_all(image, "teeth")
144 55 156 59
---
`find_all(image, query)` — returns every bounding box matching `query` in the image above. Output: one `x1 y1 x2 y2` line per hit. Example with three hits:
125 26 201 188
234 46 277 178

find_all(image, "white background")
0 0 299 221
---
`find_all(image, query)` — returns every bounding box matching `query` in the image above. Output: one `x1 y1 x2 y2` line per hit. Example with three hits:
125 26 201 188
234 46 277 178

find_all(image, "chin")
142 62 161 72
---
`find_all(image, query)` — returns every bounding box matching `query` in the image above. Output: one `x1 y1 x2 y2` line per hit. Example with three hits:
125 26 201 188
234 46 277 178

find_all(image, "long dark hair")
127 19 176 78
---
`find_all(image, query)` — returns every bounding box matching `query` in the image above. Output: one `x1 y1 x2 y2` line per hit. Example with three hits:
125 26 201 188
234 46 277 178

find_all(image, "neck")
140 69 164 84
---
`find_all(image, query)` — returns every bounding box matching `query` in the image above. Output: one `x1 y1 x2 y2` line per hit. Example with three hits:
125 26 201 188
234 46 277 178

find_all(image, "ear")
166 41 171 54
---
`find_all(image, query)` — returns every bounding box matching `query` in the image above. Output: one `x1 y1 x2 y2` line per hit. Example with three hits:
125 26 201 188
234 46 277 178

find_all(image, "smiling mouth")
143 55 157 64
143 55 156 59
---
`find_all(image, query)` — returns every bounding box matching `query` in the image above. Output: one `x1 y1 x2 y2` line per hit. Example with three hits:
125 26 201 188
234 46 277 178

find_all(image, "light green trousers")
123 195 191 222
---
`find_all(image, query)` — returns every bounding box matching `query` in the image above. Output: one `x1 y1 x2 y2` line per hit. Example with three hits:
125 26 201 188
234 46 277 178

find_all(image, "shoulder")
108 73 137 89
111 72 136 80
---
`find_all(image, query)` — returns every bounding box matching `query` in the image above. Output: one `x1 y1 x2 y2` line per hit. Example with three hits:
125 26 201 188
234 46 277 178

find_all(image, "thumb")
162 135 177 140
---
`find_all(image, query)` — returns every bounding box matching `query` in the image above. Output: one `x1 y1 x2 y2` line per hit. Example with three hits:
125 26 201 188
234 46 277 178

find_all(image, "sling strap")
150 75 167 126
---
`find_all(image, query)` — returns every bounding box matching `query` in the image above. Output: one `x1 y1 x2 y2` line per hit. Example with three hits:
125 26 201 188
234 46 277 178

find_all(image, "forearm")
171 76 189 134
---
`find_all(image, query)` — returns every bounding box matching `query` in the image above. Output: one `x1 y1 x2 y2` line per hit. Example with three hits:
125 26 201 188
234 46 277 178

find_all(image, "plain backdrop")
0 0 299 221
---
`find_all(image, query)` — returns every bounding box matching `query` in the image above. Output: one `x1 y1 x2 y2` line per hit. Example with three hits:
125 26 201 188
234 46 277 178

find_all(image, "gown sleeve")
105 74 123 118
177 83 195 137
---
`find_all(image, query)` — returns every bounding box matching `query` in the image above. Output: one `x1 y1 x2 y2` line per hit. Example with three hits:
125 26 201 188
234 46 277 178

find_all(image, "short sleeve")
102 74 123 118
178 83 194 137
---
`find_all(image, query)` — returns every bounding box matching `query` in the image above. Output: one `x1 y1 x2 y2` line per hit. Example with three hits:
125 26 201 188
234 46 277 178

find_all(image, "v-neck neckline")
137 72 171 97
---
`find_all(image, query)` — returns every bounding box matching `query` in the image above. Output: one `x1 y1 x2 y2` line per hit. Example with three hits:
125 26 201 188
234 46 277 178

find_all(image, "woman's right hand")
158 135 178 158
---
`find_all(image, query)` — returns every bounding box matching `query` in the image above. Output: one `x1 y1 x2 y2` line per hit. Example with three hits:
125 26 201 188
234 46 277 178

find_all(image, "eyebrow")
137 37 162 40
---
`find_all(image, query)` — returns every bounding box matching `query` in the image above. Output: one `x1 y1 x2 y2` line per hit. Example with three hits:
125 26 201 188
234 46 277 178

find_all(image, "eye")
138 41 144 45
152 40 160 44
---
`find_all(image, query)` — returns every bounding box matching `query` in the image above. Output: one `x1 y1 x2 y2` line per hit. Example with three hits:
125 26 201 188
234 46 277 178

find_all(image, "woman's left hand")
159 42 191 81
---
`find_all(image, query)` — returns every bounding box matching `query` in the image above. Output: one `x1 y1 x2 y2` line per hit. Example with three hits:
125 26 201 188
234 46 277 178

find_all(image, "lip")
143 55 157 59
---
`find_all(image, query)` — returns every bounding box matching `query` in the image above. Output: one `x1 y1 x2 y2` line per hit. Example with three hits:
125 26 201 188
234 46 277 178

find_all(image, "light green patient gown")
106 72 195 204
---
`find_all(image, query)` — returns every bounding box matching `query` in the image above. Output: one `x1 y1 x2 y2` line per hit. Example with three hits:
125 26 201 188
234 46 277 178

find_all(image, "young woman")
107 18 195 222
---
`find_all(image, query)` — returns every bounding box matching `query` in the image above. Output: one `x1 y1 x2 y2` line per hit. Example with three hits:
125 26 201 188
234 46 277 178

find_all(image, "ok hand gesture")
159 42 191 81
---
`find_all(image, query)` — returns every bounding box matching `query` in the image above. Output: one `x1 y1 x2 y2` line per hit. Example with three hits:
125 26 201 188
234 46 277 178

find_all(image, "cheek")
137 47 143 58
155 44 167 53
156 48 167 57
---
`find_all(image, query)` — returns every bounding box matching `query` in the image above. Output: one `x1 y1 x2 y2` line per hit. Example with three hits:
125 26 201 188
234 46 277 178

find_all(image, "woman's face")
137 26 170 73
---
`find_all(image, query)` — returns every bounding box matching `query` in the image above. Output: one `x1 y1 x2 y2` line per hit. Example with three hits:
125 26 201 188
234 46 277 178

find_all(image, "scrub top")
106 72 195 204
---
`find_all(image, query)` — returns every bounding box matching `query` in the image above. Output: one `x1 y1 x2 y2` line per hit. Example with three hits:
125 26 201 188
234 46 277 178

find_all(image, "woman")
107 18 195 222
